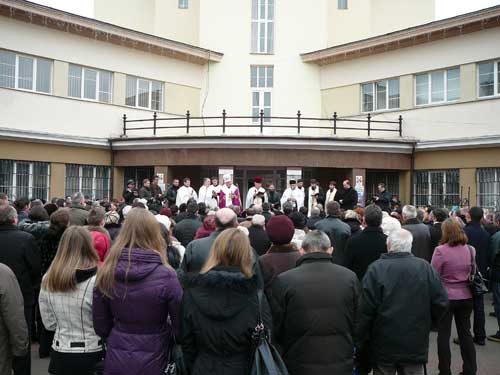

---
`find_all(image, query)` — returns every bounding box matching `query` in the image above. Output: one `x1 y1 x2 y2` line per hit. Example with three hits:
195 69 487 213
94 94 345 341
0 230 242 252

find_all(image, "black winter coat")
0 224 41 307
248 225 271 256
166 186 178 207
173 215 202 247
344 218 362 237
374 190 392 212
270 252 359 375
344 226 387 280
357 252 448 366
429 222 443 255
341 187 358 210
122 188 138 205
39 228 64 275
314 216 351 265
464 222 491 275
180 266 272 375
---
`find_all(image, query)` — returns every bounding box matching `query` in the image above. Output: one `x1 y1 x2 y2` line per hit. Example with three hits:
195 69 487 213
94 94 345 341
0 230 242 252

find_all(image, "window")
0 50 52 93
125 76 163 111
251 0 274 54
413 170 460 207
251 66 273 122
478 60 500 98
415 68 460 106
124 166 154 190
366 171 400 200
65 164 111 200
338 0 348 9
0 160 50 201
68 64 112 103
362 78 399 112
477 168 500 210
178 0 188 8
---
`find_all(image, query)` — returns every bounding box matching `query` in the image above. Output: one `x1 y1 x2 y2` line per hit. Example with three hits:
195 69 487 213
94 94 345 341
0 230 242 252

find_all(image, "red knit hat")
255 176 263 184
160 207 172 217
266 215 295 245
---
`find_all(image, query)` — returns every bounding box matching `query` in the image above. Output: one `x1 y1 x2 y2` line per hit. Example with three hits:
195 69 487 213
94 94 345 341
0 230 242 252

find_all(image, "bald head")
215 208 238 229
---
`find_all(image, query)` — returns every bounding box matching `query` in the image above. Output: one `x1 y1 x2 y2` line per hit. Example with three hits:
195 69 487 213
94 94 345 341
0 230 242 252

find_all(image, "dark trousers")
472 294 486 341
492 281 500 333
437 299 477 375
12 305 32 375
50 350 103 375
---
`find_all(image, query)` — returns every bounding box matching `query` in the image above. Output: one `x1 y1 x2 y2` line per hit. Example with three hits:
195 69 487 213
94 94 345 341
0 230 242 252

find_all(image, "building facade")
1 0 500 210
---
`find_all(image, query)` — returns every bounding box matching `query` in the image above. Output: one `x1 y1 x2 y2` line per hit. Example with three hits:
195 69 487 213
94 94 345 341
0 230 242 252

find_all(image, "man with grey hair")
269 230 359 375
306 206 322 231
357 229 448 375
0 204 40 374
402 204 432 262
68 191 89 226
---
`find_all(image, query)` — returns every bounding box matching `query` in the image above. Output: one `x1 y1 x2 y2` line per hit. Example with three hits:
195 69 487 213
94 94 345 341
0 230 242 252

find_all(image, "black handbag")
467 245 489 296
165 333 187 375
250 291 288 375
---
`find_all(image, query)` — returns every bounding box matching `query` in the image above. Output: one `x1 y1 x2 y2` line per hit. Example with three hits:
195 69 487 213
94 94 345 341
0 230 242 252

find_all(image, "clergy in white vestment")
176 177 198 207
307 179 324 217
206 177 220 210
245 176 268 209
219 174 241 208
281 180 304 209
198 177 212 206
325 180 340 204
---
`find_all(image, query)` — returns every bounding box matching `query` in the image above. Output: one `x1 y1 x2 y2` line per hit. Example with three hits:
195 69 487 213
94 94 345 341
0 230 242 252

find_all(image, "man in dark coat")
270 230 359 375
315 201 351 265
68 192 89 226
344 204 387 281
138 178 153 202
268 184 281 211
306 207 322 230
464 207 490 345
122 180 138 205
430 207 448 255
339 179 358 211
261 202 273 224
173 202 202 247
0 205 40 375
166 178 180 207
357 229 448 375
489 212 500 342
402 205 432 262
373 183 392 212
248 215 271 256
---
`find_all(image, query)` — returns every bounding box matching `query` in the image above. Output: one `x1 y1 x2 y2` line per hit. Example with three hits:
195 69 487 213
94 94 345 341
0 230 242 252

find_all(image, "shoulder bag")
467 245 488 296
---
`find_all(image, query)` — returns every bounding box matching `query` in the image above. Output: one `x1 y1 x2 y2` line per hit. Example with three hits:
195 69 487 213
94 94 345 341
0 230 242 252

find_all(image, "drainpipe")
409 141 416 205
109 139 115 199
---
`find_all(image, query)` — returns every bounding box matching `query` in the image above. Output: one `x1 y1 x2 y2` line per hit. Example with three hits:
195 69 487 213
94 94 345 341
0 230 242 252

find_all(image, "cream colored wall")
165 83 200 116
113 73 126 106
459 168 477 206
50 163 66 198
53 60 68 97
399 75 414 110
93 0 200 45
327 0 435 46
460 63 476 102
321 85 360 117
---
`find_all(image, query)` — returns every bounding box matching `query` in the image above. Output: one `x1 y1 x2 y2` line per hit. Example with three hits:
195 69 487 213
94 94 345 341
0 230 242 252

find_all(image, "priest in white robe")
219 174 241 208
281 180 304 209
176 177 197 206
198 178 212 206
245 176 268 209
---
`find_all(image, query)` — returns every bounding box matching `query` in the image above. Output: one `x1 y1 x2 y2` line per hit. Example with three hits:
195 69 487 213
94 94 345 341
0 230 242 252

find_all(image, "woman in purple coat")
93 208 183 375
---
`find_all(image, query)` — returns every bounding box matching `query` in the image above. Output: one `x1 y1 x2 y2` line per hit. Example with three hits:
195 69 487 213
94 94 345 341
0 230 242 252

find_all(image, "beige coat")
69 204 89 226
0 263 28 375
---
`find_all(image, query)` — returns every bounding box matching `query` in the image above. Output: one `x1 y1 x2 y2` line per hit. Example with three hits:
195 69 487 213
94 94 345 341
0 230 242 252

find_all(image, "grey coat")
315 216 351 265
69 204 89 226
0 264 28 375
402 219 432 262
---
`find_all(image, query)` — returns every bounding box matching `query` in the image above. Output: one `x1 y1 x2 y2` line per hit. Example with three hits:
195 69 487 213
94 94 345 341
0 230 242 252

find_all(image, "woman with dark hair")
159 223 182 269
18 205 50 245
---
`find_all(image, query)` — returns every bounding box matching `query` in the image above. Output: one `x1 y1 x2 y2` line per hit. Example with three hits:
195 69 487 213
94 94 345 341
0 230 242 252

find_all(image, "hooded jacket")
180 266 272 375
92 249 183 375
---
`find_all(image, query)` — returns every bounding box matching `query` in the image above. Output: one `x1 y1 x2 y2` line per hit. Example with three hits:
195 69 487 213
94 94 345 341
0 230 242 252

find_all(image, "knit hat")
254 176 263 184
159 207 172 217
266 215 294 245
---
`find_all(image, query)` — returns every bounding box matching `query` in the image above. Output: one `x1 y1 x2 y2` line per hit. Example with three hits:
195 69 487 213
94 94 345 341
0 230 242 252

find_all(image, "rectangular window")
413 169 460 207
477 168 500 211
478 60 499 98
0 50 52 93
251 66 273 122
65 164 111 201
361 78 399 112
68 64 112 103
415 67 460 106
251 0 274 54
0 160 50 201
178 0 188 9
125 75 163 111
338 0 348 9
366 171 400 201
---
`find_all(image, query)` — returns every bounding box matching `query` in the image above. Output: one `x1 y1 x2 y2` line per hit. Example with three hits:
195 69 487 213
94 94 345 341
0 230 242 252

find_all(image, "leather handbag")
467 245 489 296
165 333 187 375
250 290 288 375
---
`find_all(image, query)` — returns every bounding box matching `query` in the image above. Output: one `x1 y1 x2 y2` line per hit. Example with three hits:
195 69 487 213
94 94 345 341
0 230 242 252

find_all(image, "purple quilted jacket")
93 248 183 375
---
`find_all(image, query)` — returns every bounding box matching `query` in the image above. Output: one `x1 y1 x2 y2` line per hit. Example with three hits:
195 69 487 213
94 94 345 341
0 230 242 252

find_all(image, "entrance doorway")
234 168 286 201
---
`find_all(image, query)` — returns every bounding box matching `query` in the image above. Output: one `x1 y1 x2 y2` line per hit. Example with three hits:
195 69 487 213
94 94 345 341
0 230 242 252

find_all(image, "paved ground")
32 295 499 375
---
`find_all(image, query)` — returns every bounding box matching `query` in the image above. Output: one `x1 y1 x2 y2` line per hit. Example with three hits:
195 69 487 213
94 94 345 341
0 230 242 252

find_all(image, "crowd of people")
0 173 499 375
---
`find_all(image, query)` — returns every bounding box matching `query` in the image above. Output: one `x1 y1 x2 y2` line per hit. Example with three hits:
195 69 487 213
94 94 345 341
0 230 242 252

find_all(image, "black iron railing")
121 110 403 137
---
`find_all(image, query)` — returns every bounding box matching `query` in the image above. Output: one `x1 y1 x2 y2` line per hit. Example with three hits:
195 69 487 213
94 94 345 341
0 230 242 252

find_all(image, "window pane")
264 91 271 106
260 0 266 19
252 91 259 106
36 58 52 93
178 0 188 9
32 162 49 201
478 62 494 97
81 166 94 200
0 50 15 88
259 23 266 53
264 107 271 122
138 79 150 108
251 66 258 87
18 56 34 90
362 83 374 112
376 81 387 110
268 0 274 20
83 68 97 100
151 81 162 111
251 22 258 53
338 0 348 9
15 162 30 199
416 74 429 105
68 64 82 98
98 70 112 103
266 66 273 87
125 76 137 106
258 66 266 87
388 78 399 109
431 71 445 102
0 160 14 200
446 68 460 101
252 0 258 19
267 22 274 54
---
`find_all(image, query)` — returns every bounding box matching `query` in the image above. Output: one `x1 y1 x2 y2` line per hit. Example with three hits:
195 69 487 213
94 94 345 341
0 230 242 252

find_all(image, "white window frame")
68 64 112 103
1 160 50 201
477 60 500 98
477 168 500 210
338 0 348 9
125 76 163 111
251 0 275 54
251 66 273 123
361 78 400 113
65 165 110 201
0 50 53 94
178 0 189 9
415 67 460 106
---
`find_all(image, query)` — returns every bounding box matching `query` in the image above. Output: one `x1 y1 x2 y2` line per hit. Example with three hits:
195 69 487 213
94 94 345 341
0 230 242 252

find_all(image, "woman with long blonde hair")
92 208 182 375
181 228 271 375
38 226 103 375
